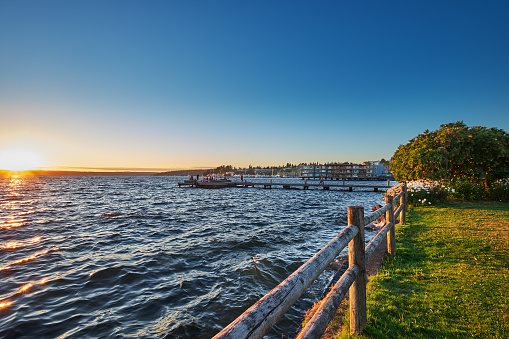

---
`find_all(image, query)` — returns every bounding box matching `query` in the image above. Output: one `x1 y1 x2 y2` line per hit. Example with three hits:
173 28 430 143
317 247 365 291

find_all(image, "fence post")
348 206 366 333
385 195 396 255
401 183 407 225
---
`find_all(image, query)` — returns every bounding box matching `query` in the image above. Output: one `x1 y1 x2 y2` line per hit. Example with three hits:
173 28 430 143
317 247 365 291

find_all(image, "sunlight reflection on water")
0 175 389 338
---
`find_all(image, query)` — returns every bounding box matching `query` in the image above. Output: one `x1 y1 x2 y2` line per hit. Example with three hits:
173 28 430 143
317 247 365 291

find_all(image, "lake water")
0 175 389 338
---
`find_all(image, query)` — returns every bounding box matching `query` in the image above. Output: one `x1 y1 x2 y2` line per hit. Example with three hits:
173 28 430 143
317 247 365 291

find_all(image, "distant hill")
0 170 157 176
154 169 211 176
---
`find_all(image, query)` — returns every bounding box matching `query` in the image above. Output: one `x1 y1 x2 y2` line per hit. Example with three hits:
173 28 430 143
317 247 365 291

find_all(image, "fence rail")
213 183 408 339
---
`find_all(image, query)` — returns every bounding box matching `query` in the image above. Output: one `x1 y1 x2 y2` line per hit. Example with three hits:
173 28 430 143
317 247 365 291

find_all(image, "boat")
195 179 237 189
180 175 238 189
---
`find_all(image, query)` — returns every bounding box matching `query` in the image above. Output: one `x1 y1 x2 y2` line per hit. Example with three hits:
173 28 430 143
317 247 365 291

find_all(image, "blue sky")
1 1 508 170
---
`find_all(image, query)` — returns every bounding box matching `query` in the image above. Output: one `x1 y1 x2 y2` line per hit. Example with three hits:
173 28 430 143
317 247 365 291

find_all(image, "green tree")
391 122 509 188
213 165 233 174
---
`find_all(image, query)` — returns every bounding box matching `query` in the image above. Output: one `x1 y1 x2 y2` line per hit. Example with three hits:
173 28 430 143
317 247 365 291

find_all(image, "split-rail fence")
212 184 408 338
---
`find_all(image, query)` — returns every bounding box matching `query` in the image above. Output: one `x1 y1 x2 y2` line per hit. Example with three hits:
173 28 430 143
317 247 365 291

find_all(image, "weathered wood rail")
212 184 408 339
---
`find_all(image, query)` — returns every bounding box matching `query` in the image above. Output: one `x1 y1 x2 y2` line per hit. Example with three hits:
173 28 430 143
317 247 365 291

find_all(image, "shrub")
407 181 449 206
387 181 448 207
389 179 509 205
448 179 487 201
489 179 509 202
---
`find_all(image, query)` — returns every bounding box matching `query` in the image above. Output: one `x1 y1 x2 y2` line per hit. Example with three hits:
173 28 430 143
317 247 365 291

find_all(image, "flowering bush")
386 181 449 207
387 179 509 205
406 180 449 207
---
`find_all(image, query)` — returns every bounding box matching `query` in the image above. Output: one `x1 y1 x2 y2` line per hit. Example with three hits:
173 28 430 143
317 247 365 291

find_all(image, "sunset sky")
1 1 508 171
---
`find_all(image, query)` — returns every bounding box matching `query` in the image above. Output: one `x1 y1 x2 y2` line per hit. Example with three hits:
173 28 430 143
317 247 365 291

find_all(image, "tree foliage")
391 122 509 187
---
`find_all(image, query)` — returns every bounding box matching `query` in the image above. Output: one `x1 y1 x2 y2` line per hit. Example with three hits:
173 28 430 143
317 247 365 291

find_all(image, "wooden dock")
178 179 392 192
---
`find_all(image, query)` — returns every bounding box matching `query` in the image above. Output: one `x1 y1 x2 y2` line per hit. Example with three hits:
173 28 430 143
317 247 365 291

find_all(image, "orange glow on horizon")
0 170 38 177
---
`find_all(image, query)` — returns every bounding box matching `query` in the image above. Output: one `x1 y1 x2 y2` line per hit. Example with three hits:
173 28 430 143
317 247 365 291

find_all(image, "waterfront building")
300 161 392 180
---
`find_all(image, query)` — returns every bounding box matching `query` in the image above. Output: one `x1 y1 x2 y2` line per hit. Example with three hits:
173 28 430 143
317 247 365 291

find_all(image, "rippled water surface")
0 175 389 338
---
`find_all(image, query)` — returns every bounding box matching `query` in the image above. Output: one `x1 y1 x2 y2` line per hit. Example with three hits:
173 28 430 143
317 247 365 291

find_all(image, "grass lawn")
337 202 509 338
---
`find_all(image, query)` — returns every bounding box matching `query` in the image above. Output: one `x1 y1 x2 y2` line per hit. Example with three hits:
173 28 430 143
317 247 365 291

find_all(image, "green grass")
337 202 509 339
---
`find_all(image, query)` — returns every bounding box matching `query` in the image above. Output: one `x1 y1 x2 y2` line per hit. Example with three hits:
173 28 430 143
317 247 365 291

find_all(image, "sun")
0 147 45 172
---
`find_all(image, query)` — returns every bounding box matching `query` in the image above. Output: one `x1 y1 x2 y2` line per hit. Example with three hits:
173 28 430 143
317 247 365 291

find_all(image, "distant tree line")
203 164 302 176
203 160 393 177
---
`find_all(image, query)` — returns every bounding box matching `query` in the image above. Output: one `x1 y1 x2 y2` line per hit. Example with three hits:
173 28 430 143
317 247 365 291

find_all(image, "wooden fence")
212 184 408 339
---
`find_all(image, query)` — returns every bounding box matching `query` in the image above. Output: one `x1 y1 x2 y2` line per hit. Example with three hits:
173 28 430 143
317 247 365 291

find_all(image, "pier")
178 179 392 192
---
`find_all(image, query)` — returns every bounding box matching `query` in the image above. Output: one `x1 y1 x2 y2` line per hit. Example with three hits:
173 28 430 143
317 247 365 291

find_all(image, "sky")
1 1 508 170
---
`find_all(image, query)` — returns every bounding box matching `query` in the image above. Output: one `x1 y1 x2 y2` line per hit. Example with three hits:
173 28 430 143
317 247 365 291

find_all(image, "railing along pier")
213 184 408 339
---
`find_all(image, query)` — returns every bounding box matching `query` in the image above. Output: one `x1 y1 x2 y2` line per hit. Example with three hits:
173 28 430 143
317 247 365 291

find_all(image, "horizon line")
27 159 389 173
35 166 215 172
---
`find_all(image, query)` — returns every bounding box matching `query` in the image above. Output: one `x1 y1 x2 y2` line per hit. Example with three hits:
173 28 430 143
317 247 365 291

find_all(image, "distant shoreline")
1 170 393 180
0 169 213 177
153 169 211 177
0 170 157 176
